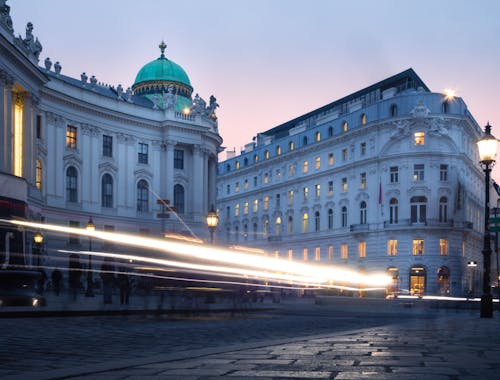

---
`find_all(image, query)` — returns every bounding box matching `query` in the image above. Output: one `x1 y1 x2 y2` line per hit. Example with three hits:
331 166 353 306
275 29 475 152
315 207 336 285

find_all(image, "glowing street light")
477 123 498 318
206 205 219 244
33 231 44 267
85 217 95 297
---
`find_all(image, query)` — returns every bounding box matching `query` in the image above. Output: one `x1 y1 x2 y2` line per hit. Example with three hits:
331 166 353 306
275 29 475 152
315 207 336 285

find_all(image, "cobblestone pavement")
2 302 500 379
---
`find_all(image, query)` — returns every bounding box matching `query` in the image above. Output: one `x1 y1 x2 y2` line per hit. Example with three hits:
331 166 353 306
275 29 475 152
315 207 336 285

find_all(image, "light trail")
3 219 392 288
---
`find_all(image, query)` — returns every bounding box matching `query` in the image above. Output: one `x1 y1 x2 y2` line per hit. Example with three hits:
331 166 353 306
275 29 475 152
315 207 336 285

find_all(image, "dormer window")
414 132 425 145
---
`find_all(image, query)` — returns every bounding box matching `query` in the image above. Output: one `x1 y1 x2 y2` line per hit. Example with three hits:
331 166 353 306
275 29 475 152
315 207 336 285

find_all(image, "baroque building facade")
217 69 489 297
0 3 222 274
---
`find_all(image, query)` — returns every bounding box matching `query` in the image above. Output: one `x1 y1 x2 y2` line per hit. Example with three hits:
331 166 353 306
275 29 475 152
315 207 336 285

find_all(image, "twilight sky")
10 0 500 179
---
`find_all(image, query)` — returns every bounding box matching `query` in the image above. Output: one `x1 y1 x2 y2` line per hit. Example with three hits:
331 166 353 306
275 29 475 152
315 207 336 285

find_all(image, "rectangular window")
303 248 308 261
226 206 230 218
275 169 281 181
253 176 258 187
289 165 295 177
315 246 321 261
243 201 249 215
303 187 308 201
328 153 334 166
235 182 240 192
341 243 348 259
414 131 425 145
276 194 280 207
358 242 366 258
138 143 148 164
440 164 448 181
342 177 347 192
174 149 184 169
328 244 333 260
68 220 80 244
360 142 366 156
226 184 230 195
263 196 269 210
288 190 294 205
388 239 397 256
315 184 320 199
342 148 348 161
66 125 77 149
36 115 42 139
253 199 258 213
234 204 240 216
303 161 309 173
102 135 113 157
390 166 399 183
413 239 424 255
263 173 269 184
315 157 321 169
413 164 424 181
440 239 449 255
328 181 333 196
360 172 366 189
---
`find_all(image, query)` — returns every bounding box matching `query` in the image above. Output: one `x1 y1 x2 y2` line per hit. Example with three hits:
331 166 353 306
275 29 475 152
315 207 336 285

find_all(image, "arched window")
342 121 348 132
235 161 240 169
265 150 270 159
360 113 366 125
263 218 269 237
360 201 367 224
254 154 259 163
243 157 248 166
328 208 333 230
66 166 78 203
328 126 333 137
243 224 248 240
303 136 308 146
288 215 293 234
389 198 398 224
275 216 282 236
276 145 281 155
438 266 450 295
35 159 42 190
439 196 448 223
288 141 294 151
174 184 185 214
390 104 398 117
101 173 113 208
253 223 258 239
341 206 347 227
410 196 427 224
302 213 308 233
226 164 230 172
315 211 320 232
315 131 321 142
137 180 149 212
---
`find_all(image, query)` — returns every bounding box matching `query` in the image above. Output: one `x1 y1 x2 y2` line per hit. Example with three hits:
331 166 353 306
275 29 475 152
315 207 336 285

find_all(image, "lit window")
275 216 281 236
263 173 269 184
303 161 309 173
289 141 294 151
413 164 424 182
440 239 449 256
315 184 320 199
341 243 348 259
328 153 334 166
66 125 77 149
315 157 321 169
359 242 366 258
276 169 281 180
342 177 347 192
302 213 308 233
303 248 308 261
243 201 249 215
315 246 321 261
265 150 270 159
289 164 295 177
388 240 397 256
303 187 309 201
328 181 333 196
35 159 42 190
361 114 367 125
315 131 321 142
413 239 424 255
414 132 425 145
276 146 281 156
360 172 366 189
288 190 294 205
328 245 333 260
235 161 240 170
342 121 348 132
253 199 258 212
234 204 240 216
254 154 259 163
263 196 269 210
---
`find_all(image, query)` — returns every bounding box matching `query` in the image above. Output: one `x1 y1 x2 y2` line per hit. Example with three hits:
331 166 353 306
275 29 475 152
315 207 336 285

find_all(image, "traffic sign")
489 217 500 224
156 213 170 219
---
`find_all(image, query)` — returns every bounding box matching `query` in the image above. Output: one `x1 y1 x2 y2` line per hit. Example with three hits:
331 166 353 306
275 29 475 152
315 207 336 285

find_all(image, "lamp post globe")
85 217 95 297
33 231 44 267
206 205 219 244
476 123 498 318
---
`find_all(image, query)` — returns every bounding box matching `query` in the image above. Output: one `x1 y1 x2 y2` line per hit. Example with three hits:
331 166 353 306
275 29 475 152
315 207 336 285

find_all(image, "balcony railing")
350 223 369 232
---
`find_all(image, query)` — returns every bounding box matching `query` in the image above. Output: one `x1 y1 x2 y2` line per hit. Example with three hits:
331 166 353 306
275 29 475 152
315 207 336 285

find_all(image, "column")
3 77 13 174
0 73 5 172
164 140 174 203
23 93 33 183
192 145 204 219
207 156 217 208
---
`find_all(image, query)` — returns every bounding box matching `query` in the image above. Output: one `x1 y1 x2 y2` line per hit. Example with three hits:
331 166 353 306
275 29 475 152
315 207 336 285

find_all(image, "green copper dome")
132 42 193 111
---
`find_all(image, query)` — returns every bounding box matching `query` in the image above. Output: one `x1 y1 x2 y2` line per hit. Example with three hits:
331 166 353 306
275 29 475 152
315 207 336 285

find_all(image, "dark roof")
262 68 429 137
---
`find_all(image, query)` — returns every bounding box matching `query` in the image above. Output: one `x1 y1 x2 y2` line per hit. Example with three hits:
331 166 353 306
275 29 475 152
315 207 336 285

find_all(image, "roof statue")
0 0 13 33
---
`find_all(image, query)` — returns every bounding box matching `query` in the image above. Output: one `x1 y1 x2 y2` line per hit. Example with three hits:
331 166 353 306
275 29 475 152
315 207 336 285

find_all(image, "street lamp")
477 122 498 318
206 205 219 244
33 231 44 267
85 217 95 297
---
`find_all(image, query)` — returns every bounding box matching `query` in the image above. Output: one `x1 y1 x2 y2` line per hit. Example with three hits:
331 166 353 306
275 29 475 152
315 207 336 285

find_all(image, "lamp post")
85 217 95 297
477 123 498 318
33 231 44 267
206 205 219 244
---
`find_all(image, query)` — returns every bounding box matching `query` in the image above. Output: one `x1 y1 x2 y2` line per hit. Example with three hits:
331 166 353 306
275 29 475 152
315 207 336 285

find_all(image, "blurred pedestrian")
51 269 62 296
118 270 130 305
100 257 115 304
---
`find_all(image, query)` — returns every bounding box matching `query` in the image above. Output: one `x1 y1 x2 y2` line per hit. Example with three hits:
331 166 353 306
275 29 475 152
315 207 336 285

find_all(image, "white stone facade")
217 70 489 297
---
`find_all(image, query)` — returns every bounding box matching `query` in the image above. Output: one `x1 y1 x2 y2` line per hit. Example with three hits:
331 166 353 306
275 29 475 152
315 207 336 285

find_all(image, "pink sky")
10 0 500 180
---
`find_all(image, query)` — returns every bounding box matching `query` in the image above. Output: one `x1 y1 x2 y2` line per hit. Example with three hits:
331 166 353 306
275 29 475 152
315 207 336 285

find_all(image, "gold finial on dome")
159 41 167 58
